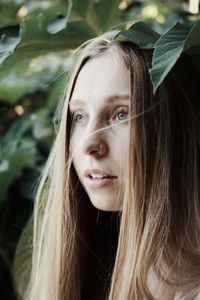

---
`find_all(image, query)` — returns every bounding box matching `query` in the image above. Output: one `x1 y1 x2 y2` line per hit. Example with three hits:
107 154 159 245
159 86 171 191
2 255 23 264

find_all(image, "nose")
83 135 108 158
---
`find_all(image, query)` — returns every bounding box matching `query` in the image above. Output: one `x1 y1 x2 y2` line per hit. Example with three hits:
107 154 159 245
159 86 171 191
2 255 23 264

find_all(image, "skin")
69 51 130 211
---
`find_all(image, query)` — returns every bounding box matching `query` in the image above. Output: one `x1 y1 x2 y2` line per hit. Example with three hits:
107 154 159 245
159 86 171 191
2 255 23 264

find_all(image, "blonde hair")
26 31 200 300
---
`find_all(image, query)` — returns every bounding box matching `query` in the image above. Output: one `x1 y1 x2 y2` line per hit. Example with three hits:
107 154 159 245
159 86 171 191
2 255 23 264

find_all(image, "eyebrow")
69 94 129 109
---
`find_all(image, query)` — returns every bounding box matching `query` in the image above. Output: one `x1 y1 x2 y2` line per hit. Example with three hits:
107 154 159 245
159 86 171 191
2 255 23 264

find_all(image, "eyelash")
70 107 129 126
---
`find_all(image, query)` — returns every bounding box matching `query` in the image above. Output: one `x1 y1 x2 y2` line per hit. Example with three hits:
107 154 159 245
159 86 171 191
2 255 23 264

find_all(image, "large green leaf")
20 12 95 49
46 0 72 34
114 21 160 49
72 0 91 19
0 12 96 71
88 0 122 32
49 0 123 33
150 20 200 93
0 0 123 73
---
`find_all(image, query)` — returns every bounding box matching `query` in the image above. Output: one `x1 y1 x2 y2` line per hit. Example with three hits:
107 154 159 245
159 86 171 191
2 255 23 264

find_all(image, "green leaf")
46 66 71 113
90 0 122 31
150 20 200 93
67 0 122 32
47 1 73 34
19 12 96 50
47 14 68 34
0 73 48 103
31 110 54 140
115 21 160 49
0 25 20 65
0 13 96 71
13 216 33 299
2 114 33 144
72 0 91 19
0 138 37 203
0 53 65 104
0 0 122 71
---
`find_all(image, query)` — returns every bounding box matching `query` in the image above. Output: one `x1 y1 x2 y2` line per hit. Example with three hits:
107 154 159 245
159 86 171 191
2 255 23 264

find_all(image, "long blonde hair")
26 31 200 300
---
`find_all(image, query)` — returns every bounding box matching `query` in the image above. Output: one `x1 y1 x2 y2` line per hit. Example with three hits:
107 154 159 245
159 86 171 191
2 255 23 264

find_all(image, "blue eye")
116 111 129 121
74 114 83 123
113 108 129 122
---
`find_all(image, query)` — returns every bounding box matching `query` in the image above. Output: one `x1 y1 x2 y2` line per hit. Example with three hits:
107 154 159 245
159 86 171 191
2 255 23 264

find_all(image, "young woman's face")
69 51 130 211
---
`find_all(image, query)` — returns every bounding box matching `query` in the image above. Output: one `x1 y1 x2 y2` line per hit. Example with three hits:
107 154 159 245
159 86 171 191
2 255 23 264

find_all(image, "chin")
89 196 122 212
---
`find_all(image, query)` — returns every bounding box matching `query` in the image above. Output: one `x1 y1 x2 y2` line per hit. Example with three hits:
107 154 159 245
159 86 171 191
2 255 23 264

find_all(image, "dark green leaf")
115 21 160 49
150 20 200 93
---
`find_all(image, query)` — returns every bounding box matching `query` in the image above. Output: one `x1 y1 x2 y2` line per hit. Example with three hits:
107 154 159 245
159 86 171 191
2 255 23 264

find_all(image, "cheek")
69 131 79 157
115 127 129 150
71 154 81 183
69 136 80 170
114 129 130 168
69 127 84 154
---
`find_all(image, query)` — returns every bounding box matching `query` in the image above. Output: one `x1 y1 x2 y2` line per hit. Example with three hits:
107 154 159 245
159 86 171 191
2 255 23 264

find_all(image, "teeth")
90 173 106 179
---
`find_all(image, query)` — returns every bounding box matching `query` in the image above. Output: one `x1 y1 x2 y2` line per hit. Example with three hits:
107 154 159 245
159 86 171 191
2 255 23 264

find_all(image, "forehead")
70 51 130 104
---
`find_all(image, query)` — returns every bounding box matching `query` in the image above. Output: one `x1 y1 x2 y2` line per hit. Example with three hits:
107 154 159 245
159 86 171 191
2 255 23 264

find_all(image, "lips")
83 169 118 189
84 169 117 179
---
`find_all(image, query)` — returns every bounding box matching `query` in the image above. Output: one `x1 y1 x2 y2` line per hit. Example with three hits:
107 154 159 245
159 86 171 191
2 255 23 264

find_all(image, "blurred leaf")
46 60 74 113
47 0 73 34
150 20 200 93
90 0 122 31
0 0 123 71
0 74 48 103
47 14 68 34
19 1 67 18
47 0 123 33
0 25 20 65
0 138 37 203
13 216 33 299
0 2 22 27
72 0 91 19
46 73 68 113
0 53 65 103
0 12 96 71
2 114 33 143
30 109 54 140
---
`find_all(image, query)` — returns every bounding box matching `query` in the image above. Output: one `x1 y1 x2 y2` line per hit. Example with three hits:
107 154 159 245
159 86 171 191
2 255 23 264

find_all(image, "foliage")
0 0 199 299
116 19 200 92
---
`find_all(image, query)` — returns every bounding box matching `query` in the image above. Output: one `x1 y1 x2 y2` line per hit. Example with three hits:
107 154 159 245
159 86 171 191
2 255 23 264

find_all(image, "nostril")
84 139 108 158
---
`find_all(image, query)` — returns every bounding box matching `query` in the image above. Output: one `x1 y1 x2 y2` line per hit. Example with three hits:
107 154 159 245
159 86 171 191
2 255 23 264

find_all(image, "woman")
26 31 200 300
